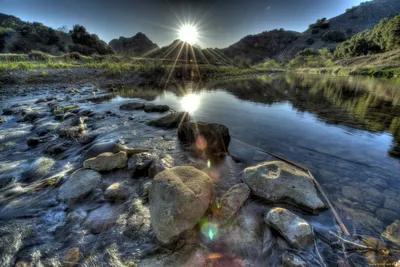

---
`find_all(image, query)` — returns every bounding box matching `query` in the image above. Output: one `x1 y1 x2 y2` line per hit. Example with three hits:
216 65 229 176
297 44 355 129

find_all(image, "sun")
178 24 198 45
181 93 200 113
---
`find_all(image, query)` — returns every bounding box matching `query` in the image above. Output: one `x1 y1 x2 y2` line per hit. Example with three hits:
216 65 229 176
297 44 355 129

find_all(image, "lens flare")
181 93 200 113
178 24 198 44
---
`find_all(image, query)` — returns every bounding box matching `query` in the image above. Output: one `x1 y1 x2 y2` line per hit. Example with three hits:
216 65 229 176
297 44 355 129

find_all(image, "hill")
0 13 114 55
108 32 160 56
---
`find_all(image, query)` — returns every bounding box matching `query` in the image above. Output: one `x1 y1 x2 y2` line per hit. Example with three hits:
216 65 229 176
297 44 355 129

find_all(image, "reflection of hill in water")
204 74 400 158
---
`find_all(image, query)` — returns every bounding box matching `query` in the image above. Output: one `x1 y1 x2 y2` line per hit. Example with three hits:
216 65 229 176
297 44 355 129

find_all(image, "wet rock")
281 252 307 267
178 121 231 155
82 141 122 161
20 157 55 182
383 191 400 213
44 140 72 155
243 161 327 212
148 154 174 178
18 111 45 122
265 208 314 248
141 180 152 199
214 183 250 221
26 137 41 147
128 152 154 177
84 151 128 172
113 143 149 157
0 116 6 124
2 108 13 115
62 247 79 267
124 199 151 238
104 182 128 201
143 104 169 113
376 209 398 223
52 105 79 115
149 166 214 244
147 111 190 129
119 102 145 110
15 262 31 267
32 121 59 136
58 124 86 139
382 220 400 245
85 204 124 234
58 169 102 203
35 97 57 104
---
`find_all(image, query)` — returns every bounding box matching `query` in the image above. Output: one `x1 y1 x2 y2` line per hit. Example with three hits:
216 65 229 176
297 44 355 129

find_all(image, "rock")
128 152 154 177
119 102 145 110
143 104 169 113
20 157 55 183
26 137 41 147
85 204 124 234
18 111 44 122
15 262 31 267
148 154 174 178
124 199 151 238
214 183 250 221
58 169 102 202
265 208 314 248
58 124 86 138
0 116 6 124
243 161 327 212
84 151 128 172
82 141 120 161
44 141 72 155
113 143 149 157
382 220 400 245
62 247 80 267
376 209 398 223
384 191 400 213
147 112 190 129
281 252 307 267
32 121 59 136
178 121 231 155
104 182 128 201
149 166 214 244
2 108 13 115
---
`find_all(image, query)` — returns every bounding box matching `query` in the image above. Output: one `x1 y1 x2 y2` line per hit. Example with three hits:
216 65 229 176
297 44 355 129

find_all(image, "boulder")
149 166 214 244
214 183 250 221
83 151 128 172
119 102 145 110
177 121 230 155
243 161 327 212
85 204 124 234
382 220 400 245
147 112 190 129
265 208 314 248
144 104 169 113
281 252 308 267
104 182 128 201
58 169 101 202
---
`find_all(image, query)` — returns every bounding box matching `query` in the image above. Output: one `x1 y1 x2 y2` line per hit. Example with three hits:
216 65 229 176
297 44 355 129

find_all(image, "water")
0 73 399 266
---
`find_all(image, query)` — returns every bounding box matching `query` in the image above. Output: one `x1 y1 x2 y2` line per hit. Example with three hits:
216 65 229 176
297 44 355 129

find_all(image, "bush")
322 30 346 42
309 18 330 30
64 52 82 60
70 25 114 55
311 28 319 35
306 38 314 45
28 50 49 60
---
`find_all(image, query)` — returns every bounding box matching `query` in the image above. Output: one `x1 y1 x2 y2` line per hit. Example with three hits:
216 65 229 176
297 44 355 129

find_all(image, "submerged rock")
178 121 231 155
382 220 400 245
215 183 250 221
128 152 154 177
20 157 55 182
104 182 128 201
119 102 145 110
243 161 327 212
26 137 41 147
62 247 80 267
18 111 45 122
143 104 169 113
265 208 313 248
85 204 124 234
58 169 102 202
149 166 214 244
147 111 190 129
148 154 174 178
83 151 128 172
281 252 308 267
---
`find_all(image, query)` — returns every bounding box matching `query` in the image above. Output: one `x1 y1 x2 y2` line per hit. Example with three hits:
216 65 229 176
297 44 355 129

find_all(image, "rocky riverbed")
0 79 399 267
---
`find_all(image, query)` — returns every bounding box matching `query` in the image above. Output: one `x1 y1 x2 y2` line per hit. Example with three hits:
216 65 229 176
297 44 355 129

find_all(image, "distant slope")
223 0 400 62
0 13 113 55
109 32 160 56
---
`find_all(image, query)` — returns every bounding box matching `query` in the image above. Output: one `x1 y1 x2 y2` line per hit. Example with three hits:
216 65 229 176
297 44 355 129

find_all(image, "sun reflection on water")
181 93 200 113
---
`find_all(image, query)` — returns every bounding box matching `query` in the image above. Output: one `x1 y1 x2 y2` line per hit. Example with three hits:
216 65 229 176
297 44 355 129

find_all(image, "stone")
58 125 86 138
113 143 149 157
104 182 128 201
124 199 151 238
26 137 41 147
44 141 72 155
214 183 250 221
83 151 128 172
143 104 169 113
265 208 314 248
85 204 124 234
149 166 214 244
62 247 79 267
243 161 327 212
58 169 102 202
15 262 31 267
128 152 154 177
384 192 400 213
178 121 231 155
119 102 145 110
20 157 55 183
17 111 44 122
148 154 174 178
376 209 398 223
382 220 400 245
281 252 308 267
147 112 190 129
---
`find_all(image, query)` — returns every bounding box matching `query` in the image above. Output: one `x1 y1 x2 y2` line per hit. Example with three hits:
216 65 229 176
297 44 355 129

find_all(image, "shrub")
64 52 82 60
322 30 346 42
309 18 330 29
311 28 319 35
70 25 114 55
28 50 49 60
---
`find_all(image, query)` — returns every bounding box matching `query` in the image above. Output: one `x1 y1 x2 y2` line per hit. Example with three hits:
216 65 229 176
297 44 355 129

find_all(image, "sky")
1 0 367 48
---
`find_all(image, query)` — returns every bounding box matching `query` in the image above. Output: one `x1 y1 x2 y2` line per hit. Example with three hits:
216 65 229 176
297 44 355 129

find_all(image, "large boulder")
83 151 128 172
214 183 250 221
58 169 102 202
178 121 230 155
149 166 214 244
243 161 327 212
265 208 313 248
147 112 190 129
